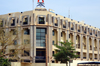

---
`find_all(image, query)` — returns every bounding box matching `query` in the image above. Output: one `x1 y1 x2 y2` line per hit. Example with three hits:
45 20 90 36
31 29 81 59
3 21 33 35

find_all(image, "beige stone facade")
0 7 100 65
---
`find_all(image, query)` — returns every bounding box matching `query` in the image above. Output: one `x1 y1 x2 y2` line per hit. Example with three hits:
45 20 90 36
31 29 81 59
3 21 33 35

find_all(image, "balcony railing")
76 44 80 49
55 23 58 26
90 58 92 60
95 58 97 60
23 21 28 25
84 31 86 34
0 22 3 27
83 57 86 59
90 33 92 35
71 28 74 30
35 56 46 60
78 30 80 32
94 47 97 51
63 25 66 28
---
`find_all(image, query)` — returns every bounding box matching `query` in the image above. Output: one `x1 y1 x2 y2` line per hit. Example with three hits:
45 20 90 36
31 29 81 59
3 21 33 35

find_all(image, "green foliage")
53 40 79 63
0 57 11 66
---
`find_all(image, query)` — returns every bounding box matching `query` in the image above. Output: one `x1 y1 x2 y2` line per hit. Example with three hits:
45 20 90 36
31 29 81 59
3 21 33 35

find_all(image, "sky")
0 0 100 28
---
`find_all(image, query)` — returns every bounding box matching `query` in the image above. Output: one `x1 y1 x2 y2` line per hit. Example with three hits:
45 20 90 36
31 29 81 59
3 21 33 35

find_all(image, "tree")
53 40 79 66
0 19 25 66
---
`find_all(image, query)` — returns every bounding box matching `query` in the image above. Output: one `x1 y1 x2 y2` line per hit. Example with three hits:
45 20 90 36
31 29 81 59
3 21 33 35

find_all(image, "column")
50 27 53 62
33 26 36 63
66 30 69 41
30 26 34 62
86 36 89 60
5 28 9 58
73 33 76 50
92 38 94 61
80 34 83 60
59 29 61 46
47 26 52 63
57 29 60 45
97 39 99 61
18 27 22 62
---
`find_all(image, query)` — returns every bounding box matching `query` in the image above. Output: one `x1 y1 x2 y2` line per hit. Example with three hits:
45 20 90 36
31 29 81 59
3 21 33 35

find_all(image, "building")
0 7 100 65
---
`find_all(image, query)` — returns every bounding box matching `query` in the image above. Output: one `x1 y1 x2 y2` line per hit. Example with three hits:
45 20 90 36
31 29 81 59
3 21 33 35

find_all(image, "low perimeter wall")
11 62 66 66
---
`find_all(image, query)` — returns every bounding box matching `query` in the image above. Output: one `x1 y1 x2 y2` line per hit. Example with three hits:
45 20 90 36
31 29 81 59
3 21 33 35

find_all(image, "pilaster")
73 33 76 49
66 30 69 41
92 38 94 61
33 26 36 63
97 39 99 61
80 34 83 60
86 36 89 60
30 26 34 62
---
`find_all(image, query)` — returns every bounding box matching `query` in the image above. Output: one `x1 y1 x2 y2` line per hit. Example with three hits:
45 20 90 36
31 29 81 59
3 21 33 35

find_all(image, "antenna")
68 8 70 18
32 0 34 10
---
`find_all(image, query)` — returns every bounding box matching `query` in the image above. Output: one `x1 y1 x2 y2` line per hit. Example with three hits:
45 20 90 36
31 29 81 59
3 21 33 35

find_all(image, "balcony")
71 28 74 30
90 46 92 50
90 58 92 60
35 56 46 60
11 19 15 26
55 23 58 26
23 21 28 25
95 58 97 60
78 30 80 32
63 25 66 28
90 33 92 35
0 21 3 27
83 57 86 59
84 31 86 34
76 44 80 49
94 47 97 51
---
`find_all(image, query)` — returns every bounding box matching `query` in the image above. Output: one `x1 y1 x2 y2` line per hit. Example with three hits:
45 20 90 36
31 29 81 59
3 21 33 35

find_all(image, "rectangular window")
61 32 63 37
24 39 30 44
0 21 3 27
11 19 15 26
52 30 55 36
24 29 30 35
52 51 54 55
9 50 15 57
12 30 17 35
39 17 45 24
69 34 70 38
14 40 17 45
22 50 30 56
52 41 54 45
36 28 46 47
23 18 28 25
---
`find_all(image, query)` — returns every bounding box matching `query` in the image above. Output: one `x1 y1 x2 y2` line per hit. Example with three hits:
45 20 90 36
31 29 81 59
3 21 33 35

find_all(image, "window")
13 30 17 35
52 41 54 45
52 30 55 36
9 50 15 57
14 40 17 45
23 18 28 25
36 28 46 47
22 50 30 56
76 36 77 40
11 19 15 26
24 39 30 44
0 20 3 27
24 29 30 35
52 51 54 55
39 17 45 24
61 32 63 37
69 34 70 38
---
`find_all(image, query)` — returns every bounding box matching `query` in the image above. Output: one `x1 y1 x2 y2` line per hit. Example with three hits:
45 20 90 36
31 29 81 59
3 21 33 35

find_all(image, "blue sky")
0 0 100 28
